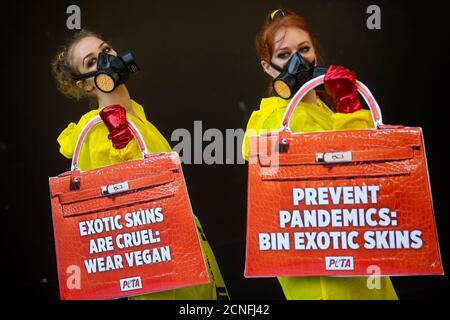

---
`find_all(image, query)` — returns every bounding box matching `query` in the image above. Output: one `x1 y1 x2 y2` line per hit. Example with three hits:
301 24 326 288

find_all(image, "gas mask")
270 52 327 99
73 51 140 93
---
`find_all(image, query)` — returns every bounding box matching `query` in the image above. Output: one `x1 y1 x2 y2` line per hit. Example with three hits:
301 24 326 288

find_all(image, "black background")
1 0 449 300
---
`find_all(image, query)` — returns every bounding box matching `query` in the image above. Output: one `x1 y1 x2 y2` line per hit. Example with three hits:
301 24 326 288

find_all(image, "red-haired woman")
51 30 228 300
242 9 398 300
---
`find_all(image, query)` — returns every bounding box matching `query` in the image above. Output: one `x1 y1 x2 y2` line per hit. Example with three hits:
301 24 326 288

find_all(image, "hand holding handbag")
245 75 443 277
49 116 209 300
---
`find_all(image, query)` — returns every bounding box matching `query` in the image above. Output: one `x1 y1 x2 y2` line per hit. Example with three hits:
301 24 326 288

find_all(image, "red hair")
255 9 333 107
256 9 324 65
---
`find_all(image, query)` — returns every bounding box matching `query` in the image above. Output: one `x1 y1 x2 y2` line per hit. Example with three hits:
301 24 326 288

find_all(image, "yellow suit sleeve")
242 110 263 162
56 100 172 171
332 108 375 130
57 122 77 159
242 97 336 161
78 124 143 171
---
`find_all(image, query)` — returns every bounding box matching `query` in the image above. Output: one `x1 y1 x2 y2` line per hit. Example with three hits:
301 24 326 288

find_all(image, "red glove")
324 65 361 113
99 105 133 149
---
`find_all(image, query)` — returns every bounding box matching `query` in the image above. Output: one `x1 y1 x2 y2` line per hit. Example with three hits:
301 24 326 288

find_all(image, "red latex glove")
324 65 361 113
99 105 133 149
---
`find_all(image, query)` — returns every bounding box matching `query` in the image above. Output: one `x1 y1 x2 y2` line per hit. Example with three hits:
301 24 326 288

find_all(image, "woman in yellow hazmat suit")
242 9 398 300
51 29 228 300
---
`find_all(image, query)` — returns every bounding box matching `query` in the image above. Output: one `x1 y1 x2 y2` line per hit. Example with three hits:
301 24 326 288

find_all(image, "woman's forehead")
71 36 104 64
273 27 311 51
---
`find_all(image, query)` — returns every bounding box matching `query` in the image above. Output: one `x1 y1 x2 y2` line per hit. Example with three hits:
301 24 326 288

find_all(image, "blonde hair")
50 29 103 102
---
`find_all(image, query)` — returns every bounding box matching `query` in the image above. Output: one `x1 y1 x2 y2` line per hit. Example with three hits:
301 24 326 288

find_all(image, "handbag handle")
71 116 148 171
279 75 384 132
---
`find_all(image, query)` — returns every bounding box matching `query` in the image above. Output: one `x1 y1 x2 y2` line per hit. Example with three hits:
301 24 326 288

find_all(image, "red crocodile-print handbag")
49 116 209 300
245 75 443 277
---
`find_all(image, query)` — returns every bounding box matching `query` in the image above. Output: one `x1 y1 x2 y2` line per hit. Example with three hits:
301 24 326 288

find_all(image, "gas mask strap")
269 62 283 73
73 70 97 81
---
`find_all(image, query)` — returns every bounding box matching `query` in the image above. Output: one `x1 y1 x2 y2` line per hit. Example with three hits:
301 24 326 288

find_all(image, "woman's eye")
87 58 96 68
277 52 290 59
103 47 111 53
299 46 310 54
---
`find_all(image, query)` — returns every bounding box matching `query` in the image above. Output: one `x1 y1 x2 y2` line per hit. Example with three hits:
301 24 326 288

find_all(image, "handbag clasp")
316 151 352 164
101 181 129 196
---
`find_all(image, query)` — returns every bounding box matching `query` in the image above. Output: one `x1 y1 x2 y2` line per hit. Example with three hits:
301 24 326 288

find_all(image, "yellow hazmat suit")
242 95 398 300
57 99 229 300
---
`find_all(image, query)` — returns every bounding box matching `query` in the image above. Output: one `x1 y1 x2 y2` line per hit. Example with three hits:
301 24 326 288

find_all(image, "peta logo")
120 276 142 292
325 256 354 270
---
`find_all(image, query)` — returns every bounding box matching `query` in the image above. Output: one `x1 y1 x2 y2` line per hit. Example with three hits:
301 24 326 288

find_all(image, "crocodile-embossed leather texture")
49 152 209 300
245 127 443 277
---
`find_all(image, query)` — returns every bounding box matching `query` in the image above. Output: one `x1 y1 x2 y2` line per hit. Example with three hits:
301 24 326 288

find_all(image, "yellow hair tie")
270 9 285 20
58 51 65 61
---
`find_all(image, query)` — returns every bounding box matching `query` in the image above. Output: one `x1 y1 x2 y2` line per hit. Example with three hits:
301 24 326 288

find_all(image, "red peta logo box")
120 277 143 292
325 257 354 271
